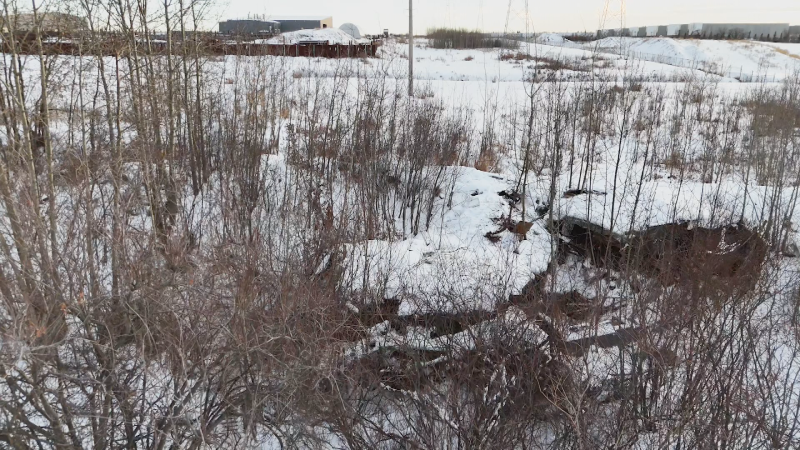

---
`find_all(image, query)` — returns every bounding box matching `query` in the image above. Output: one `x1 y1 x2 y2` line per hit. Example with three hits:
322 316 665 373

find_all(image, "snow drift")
265 28 371 45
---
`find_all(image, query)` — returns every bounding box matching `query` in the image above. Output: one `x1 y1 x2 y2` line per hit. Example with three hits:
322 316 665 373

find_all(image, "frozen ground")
342 167 552 315
3 34 800 448
26 37 798 319
587 36 800 80
379 39 728 82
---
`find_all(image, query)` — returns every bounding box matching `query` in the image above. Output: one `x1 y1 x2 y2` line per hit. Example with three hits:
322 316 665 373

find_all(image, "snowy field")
587 36 800 81
240 36 800 448
1 33 800 449
373 36 800 83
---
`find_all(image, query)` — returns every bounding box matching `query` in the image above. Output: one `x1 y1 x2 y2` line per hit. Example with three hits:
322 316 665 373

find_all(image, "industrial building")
220 15 333 35
695 23 789 39
666 24 689 37
219 19 280 35
645 26 661 37
597 23 796 41
270 16 333 33
1 12 87 32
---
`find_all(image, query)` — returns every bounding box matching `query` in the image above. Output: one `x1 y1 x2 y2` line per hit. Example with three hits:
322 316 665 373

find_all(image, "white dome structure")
339 23 362 39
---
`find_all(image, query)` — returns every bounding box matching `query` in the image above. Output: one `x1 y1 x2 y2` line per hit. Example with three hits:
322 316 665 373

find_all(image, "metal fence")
0 31 383 58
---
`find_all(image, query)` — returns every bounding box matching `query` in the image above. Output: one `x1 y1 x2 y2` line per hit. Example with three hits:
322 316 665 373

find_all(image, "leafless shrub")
427 27 516 49
1 1 800 448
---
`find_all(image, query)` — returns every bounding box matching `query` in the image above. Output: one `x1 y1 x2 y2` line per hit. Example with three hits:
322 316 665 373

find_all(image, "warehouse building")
219 19 280 35
666 24 690 37
597 23 794 40
269 16 333 33
646 26 667 37
695 23 789 39
220 15 333 36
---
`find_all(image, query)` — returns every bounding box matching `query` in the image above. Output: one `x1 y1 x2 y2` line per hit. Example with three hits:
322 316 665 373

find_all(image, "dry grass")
499 52 534 61
474 145 501 173
773 47 800 60
500 53 587 72
415 85 435 99
427 27 515 50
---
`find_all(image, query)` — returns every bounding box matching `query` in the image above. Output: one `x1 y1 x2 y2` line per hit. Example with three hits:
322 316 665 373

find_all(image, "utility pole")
408 0 414 97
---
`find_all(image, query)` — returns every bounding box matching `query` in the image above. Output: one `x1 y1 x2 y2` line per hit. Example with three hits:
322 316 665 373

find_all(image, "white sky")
209 0 800 35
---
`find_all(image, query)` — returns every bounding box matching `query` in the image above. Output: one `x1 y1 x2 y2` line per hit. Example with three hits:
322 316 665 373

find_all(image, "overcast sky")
208 0 800 34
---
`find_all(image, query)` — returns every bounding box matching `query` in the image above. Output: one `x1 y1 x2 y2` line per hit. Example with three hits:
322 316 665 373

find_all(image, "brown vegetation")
0 2 798 449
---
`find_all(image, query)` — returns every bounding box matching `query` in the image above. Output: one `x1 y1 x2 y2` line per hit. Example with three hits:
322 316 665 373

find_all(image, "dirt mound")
556 218 768 292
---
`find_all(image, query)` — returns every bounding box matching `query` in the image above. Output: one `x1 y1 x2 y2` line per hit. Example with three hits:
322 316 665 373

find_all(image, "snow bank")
588 37 800 80
265 28 370 45
341 167 552 315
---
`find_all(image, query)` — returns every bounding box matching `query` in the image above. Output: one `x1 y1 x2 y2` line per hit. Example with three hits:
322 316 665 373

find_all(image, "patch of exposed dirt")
555 217 768 293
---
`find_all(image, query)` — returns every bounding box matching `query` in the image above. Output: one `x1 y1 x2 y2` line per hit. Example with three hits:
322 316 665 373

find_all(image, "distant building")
688 23 705 36
1 12 87 32
666 24 689 37
269 16 333 33
340 23 362 39
694 23 789 39
220 15 333 35
597 23 793 41
219 19 280 35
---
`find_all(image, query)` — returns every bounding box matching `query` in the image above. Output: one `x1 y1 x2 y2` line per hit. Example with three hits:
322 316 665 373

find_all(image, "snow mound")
589 37 800 76
341 168 552 316
265 28 370 45
534 33 578 48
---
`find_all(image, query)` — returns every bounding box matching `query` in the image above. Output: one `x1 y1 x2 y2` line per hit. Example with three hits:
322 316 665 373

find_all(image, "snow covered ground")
379 39 727 83
342 167 552 315
4 33 800 448
534 33 582 48
586 36 800 81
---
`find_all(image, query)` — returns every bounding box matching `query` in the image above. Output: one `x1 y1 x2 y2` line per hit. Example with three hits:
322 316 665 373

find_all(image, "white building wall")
688 23 704 35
